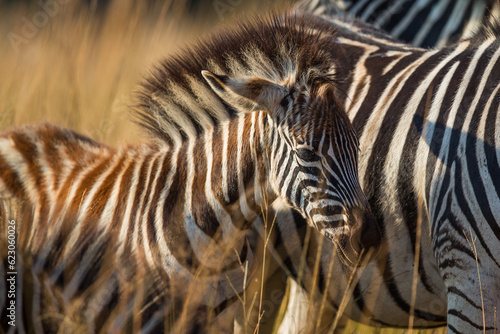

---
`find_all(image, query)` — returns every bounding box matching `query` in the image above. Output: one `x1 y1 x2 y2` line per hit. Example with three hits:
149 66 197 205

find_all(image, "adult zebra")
295 0 500 47
257 14 500 333
0 14 381 333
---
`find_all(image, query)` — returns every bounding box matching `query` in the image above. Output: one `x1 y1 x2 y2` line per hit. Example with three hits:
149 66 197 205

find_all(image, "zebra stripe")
262 14 500 333
295 0 500 47
0 14 380 332
0 206 169 333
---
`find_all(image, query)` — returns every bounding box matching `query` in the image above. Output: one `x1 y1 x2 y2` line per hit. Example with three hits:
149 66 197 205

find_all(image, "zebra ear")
201 70 285 113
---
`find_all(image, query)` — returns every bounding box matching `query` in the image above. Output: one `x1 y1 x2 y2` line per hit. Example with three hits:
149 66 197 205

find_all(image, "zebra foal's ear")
201 70 285 113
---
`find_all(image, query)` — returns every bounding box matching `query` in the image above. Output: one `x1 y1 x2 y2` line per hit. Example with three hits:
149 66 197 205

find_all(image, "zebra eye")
280 97 290 108
296 148 317 160
280 87 296 108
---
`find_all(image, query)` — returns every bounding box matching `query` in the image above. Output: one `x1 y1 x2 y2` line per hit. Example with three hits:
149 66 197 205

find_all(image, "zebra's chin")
320 211 381 267
322 228 376 268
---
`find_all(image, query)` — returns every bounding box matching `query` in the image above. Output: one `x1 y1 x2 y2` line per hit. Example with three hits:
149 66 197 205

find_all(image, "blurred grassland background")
0 0 446 332
0 0 291 143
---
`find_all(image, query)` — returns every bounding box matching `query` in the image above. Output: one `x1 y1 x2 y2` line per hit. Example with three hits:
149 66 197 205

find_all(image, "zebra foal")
0 14 381 332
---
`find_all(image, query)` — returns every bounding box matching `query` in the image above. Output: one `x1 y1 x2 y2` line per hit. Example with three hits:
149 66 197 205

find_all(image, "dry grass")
0 0 290 142
0 0 448 333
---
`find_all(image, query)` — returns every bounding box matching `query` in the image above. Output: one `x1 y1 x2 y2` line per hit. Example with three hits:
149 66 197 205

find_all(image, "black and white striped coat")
0 14 381 333
264 14 500 333
295 0 500 47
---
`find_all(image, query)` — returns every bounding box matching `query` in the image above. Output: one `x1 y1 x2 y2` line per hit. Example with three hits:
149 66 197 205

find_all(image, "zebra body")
0 14 381 332
265 15 500 333
295 0 500 47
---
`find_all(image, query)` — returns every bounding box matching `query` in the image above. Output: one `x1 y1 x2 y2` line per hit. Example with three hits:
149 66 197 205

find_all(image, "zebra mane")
466 16 500 46
134 13 338 146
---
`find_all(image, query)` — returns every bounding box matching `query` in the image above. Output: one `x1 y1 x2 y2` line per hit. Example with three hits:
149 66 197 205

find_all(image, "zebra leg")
271 278 349 334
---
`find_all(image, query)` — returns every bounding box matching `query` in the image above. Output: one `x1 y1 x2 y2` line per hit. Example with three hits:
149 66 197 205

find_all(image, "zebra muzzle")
318 206 381 267
344 206 381 266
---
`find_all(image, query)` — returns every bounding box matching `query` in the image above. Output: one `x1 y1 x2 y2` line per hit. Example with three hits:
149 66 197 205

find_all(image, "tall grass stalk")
464 227 486 333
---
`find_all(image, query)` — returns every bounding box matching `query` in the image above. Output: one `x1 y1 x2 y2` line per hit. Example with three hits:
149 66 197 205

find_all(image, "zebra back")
295 0 500 47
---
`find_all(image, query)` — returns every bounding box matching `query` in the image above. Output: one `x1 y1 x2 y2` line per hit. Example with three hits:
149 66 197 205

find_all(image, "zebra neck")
153 115 273 297
183 112 276 238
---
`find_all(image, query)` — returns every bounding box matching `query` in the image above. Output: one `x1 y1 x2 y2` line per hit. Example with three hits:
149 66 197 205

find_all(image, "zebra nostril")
349 207 381 259
304 191 313 202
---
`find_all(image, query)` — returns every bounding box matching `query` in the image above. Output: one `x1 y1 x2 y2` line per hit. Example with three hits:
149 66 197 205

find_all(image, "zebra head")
202 70 381 265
